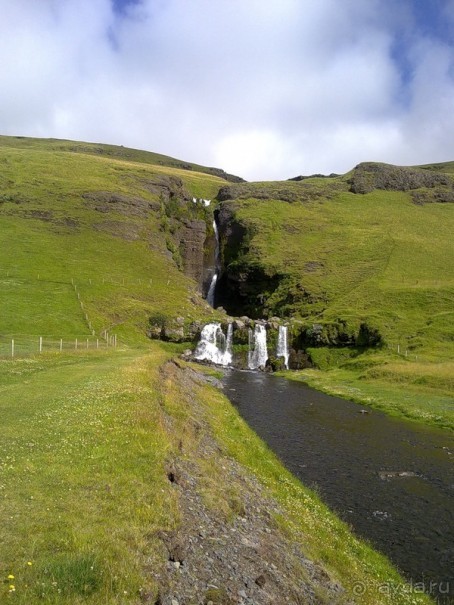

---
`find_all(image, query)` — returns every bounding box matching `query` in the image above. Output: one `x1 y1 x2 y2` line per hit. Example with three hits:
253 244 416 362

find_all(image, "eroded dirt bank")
150 361 345 605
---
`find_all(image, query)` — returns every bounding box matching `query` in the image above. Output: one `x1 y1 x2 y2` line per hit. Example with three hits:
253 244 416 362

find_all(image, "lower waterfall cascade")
248 324 268 370
193 321 291 370
194 322 232 366
276 325 289 369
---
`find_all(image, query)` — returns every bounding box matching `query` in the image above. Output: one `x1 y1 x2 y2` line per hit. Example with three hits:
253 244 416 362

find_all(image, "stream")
221 370 454 601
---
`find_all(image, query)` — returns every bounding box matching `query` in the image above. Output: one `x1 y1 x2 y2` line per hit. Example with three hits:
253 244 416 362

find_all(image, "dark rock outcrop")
174 219 207 286
288 173 340 181
349 162 452 194
82 191 160 217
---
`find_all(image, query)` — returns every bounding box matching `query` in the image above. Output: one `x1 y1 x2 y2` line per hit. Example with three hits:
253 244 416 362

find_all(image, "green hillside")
217 165 454 355
216 162 454 428
0 135 227 349
0 136 450 603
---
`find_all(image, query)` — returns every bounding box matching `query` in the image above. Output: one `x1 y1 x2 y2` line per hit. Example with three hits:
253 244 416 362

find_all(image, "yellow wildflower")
7 574 14 580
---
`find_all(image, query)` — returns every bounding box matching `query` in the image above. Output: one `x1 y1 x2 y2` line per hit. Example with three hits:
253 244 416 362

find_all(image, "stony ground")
149 362 347 605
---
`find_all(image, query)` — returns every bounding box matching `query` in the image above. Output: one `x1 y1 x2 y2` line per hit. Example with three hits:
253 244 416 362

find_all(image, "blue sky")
0 0 453 180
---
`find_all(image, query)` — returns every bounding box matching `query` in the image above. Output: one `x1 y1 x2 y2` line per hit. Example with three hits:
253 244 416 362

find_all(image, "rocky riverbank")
151 361 345 604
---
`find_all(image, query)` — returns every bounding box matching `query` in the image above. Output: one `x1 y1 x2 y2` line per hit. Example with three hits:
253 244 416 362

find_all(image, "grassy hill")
0 136 449 603
217 165 454 353
216 162 454 428
0 135 228 350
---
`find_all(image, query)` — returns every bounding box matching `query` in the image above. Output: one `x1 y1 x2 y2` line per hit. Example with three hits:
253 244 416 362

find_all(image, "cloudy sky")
1 0 453 180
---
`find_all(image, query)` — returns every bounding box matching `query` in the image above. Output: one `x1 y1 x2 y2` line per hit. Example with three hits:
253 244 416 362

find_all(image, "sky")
1 0 453 181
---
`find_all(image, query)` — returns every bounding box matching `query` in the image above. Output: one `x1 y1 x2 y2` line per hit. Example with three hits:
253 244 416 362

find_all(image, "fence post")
75 338 78 350
11 339 14 358
96 339 99 349
86 339 89 349
39 336 43 353
60 339 63 353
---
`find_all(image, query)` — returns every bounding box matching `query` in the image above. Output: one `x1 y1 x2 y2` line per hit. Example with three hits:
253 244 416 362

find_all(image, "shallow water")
222 370 454 599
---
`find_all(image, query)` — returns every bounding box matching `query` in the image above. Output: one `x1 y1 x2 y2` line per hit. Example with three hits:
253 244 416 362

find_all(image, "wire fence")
0 335 117 360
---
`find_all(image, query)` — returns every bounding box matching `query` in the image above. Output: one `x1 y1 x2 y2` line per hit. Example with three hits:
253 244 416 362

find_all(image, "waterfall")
206 273 218 307
225 322 233 361
248 324 268 369
194 322 232 366
276 325 289 369
206 219 220 307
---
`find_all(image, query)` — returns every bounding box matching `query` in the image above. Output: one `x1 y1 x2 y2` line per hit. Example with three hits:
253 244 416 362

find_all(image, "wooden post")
60 339 63 353
39 336 43 353
75 338 78 350
96 339 99 349
11 339 14 358
397 344 400 354
86 339 89 349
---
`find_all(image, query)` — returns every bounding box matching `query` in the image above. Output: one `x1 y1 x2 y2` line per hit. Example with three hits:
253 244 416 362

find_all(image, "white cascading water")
206 273 217 307
194 322 232 366
248 324 268 369
206 219 220 307
276 325 289 369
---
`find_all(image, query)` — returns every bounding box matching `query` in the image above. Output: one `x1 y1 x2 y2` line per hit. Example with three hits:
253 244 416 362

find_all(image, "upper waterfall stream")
206 219 220 307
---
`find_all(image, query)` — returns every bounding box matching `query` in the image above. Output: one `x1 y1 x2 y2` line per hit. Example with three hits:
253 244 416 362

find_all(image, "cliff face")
174 219 207 287
216 203 283 318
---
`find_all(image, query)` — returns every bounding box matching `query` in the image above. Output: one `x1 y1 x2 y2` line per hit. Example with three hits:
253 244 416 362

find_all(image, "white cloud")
0 0 453 180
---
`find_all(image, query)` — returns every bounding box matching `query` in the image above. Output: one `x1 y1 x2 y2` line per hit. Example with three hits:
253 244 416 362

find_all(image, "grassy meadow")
0 348 433 604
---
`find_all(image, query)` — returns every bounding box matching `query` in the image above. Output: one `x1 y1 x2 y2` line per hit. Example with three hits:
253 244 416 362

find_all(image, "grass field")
0 349 432 604
0 348 178 604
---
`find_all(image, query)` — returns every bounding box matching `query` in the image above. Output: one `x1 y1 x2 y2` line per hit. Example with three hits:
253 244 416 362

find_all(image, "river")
221 370 454 601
